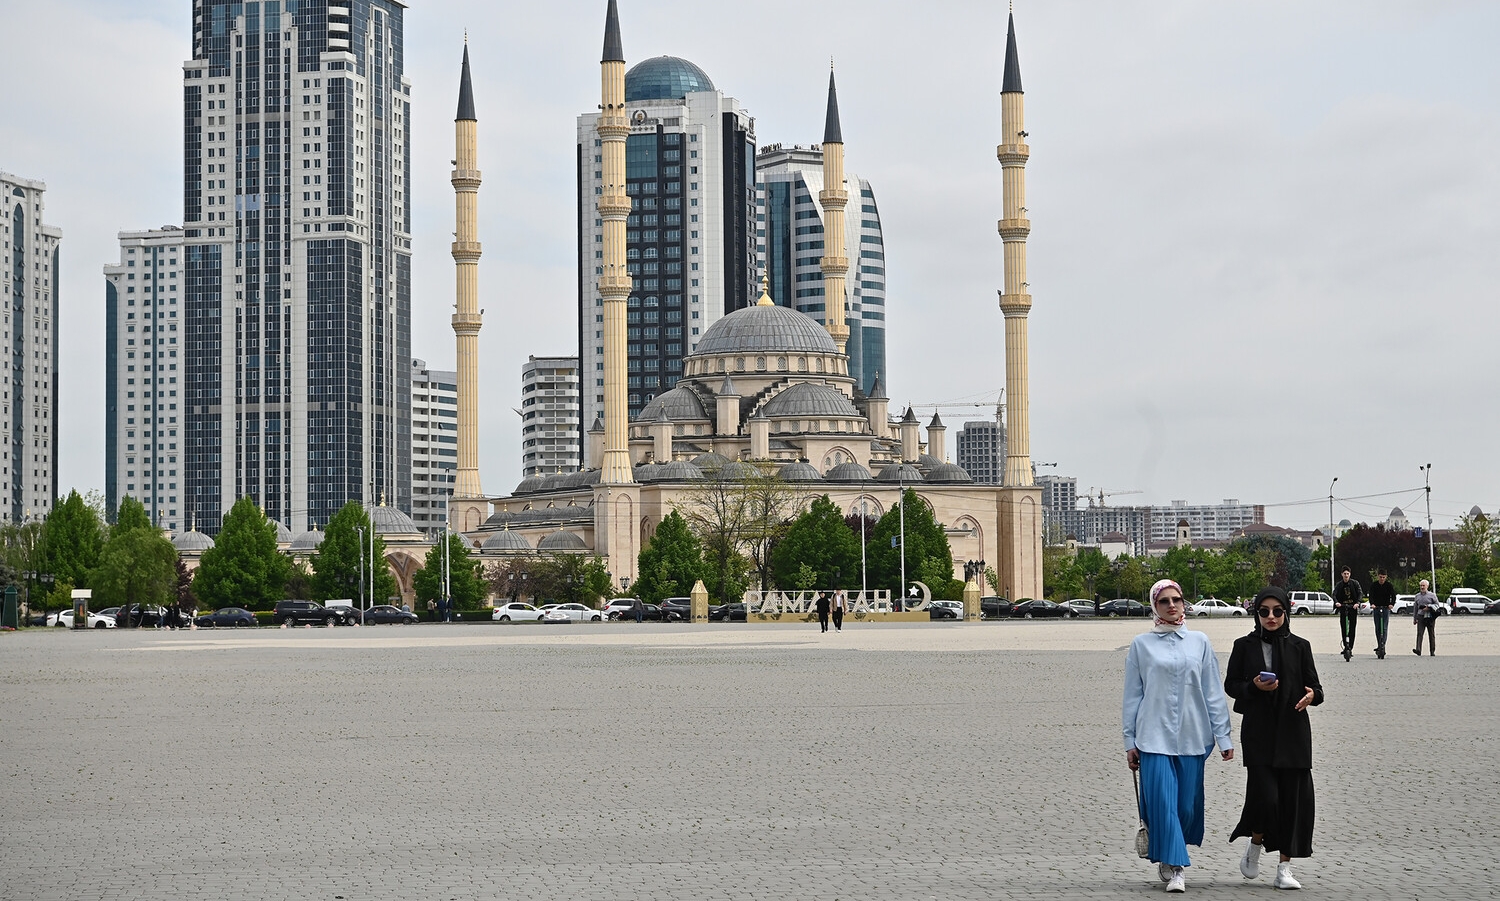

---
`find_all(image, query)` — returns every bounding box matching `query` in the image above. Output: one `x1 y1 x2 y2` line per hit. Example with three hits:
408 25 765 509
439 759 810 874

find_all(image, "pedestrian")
1224 587 1324 891
815 591 831 633
437 596 450 623
1367 570 1396 659
1123 579 1235 894
427 598 437 622
832 589 846 632
1412 579 1440 656
1332 566 1362 661
631 596 645 624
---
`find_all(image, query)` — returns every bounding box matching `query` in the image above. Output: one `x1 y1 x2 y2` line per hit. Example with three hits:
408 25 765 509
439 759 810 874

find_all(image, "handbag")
1132 767 1149 858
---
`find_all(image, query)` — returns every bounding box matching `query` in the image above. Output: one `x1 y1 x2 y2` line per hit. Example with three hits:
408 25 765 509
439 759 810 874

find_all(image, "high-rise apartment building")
956 414 1006 485
1147 500 1264 543
576 55 756 465
104 227 186 528
1036 473 1080 544
521 355 581 477
755 144 886 396
178 0 411 534
1 171 61 523
409 358 456 532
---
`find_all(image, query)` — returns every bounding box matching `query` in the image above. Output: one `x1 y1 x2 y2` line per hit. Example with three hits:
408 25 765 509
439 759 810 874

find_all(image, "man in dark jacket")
1366 570 1396 659
1332 566 1362 661
815 592 831 633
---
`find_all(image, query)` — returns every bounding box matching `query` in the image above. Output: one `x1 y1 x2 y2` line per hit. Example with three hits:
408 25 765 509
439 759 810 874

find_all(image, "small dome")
695 303 838 356
481 530 532 552
289 529 325 552
826 461 873 482
268 519 293 542
1470 505 1485 518
760 383 860 420
1390 507 1404 517
778 461 824 482
625 56 715 102
917 453 942 470
692 451 732 472
876 463 925 483
173 529 215 552
637 386 708 423
538 530 587 551
367 504 423 536
639 460 706 482
925 463 973 484
716 460 761 481
514 474 546 494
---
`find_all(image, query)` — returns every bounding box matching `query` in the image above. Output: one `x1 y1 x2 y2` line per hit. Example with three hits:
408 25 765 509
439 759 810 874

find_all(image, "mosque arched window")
797 357 807 372
735 357 745 371
815 358 824 372
777 356 787 371
756 356 766 371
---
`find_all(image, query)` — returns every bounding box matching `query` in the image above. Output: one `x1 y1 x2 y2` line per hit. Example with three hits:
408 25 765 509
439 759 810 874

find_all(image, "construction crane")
1086 487 1144 509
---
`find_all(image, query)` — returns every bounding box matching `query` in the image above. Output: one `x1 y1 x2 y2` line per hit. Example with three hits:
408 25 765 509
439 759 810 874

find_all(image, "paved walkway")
2 616 1496 899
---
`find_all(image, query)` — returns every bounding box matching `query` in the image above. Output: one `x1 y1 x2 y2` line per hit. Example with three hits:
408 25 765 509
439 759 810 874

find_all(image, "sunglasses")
1256 607 1285 619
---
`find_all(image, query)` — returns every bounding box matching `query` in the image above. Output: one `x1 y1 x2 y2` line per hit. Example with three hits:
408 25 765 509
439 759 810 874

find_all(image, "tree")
174 559 199 611
91 528 178 616
112 496 153 535
739 473 798 592
679 473 776 603
192 496 292 612
310 502 396 605
1226 534 1313 592
865 489 959 600
487 555 540 603
635 510 707 602
1452 513 1497 593
413 532 487 609
771 495 861 591
527 553 613 606
38 489 104 589
1332 523 1430 591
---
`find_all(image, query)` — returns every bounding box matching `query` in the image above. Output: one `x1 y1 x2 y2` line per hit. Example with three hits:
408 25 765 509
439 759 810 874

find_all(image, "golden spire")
757 273 774 306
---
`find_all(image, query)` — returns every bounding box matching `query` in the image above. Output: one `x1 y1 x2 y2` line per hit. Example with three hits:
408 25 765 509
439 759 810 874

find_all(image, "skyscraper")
576 45 756 466
755 145 887 396
409 358 456 532
179 0 412 534
519 355 581 477
956 415 1006 485
1 171 61 523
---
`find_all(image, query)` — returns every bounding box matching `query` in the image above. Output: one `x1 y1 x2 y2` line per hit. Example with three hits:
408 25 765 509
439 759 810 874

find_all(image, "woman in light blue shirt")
1123 579 1235 893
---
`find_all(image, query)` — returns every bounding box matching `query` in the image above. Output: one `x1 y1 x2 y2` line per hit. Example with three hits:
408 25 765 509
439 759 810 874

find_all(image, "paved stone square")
2 616 1497 900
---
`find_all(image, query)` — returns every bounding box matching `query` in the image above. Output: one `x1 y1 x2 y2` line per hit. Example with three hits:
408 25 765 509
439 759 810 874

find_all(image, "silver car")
1189 598 1246 617
539 603 603 623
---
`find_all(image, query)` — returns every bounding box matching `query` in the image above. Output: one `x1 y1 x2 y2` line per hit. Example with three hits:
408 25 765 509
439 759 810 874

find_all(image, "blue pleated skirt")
1137 751 1208 867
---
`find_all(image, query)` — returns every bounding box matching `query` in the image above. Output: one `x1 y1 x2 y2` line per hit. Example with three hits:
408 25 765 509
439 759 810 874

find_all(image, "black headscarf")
1253 586 1292 642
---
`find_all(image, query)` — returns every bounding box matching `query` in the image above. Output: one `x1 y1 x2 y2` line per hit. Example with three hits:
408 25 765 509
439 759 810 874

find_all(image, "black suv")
658 598 692 622
273 600 353 627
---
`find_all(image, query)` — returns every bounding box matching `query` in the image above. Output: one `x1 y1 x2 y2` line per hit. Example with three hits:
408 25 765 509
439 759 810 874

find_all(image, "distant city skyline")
4 0 1497 529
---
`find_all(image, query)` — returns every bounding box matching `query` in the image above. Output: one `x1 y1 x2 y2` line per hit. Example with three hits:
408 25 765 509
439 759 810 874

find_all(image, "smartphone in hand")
1258 671 1277 682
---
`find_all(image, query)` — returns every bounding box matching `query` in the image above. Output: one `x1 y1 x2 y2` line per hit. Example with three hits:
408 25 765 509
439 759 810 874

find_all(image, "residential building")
755 144 886 395
1080 504 1150 556
410 358 456 532
1 171 61 523
179 0 412 534
956 415 1006 485
1036 473 1080 544
104 227 185 528
1147 499 1263 543
575 54 756 463
521 355 581 477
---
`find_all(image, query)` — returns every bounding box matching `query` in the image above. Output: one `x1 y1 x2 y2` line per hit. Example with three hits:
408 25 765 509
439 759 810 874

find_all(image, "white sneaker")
1274 862 1302 890
1166 868 1185 893
1158 862 1173 883
1240 841 1262 879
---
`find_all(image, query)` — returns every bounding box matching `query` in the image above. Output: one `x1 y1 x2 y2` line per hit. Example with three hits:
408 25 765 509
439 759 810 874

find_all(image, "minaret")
998 12 1033 488
597 0 635 485
451 40 484 498
818 64 850 355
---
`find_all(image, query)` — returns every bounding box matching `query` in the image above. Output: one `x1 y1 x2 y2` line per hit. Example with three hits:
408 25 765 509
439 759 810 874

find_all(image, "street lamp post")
1187 558 1205 601
1234 559 1253 602
1420 464 1437 592
1328 476 1339 596
1398 556 1413 592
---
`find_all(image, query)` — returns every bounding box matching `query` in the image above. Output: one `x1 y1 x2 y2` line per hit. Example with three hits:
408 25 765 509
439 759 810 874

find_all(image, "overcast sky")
3 0 1496 530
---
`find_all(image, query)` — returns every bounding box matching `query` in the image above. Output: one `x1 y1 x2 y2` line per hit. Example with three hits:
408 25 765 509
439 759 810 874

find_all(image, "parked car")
709 602 747 622
1287 590 1334 615
361 605 419 625
50 609 116 629
193 607 257 628
930 600 961 620
609 603 664 622
1392 594 1445 616
1099 599 1149 618
538 603 602 623
1485 600 1500 615
1062 599 1097 617
273 600 354 627
114 604 179 628
601 598 640 619
1189 598 1246 618
980 597 1012 619
491 602 542 622
658 597 692 622
1447 588 1493 614
1011 599 1075 619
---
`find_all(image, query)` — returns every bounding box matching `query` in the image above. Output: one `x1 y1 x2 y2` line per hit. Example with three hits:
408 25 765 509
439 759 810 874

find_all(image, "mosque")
446 2 1045 602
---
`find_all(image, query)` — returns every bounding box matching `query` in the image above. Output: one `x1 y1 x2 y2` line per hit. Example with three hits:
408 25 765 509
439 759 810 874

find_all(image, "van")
1286 590 1334 615
1447 588 1493 614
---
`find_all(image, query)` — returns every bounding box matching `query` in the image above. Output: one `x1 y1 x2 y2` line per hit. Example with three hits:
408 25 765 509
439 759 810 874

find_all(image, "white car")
539 603 603 623
931 599 966 619
1447 589 1493 614
1061 598 1096 617
601 598 640 620
491 602 542 622
1287 590 1334 615
1189 598 1245 617
49 610 117 629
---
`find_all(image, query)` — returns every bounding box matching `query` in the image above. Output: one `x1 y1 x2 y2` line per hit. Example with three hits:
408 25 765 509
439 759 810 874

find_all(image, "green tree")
91 528 178 615
865 489 958 600
679 474 761 603
413 532 487 609
310 502 396 604
113 496 153 535
1226 534 1313 592
635 510 708 602
771 495 861 591
38 489 104 589
528 553 613 606
192 496 292 611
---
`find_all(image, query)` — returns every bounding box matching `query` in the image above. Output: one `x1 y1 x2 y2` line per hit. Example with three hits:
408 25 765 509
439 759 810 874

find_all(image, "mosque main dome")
625 57 715 102
695 303 839 356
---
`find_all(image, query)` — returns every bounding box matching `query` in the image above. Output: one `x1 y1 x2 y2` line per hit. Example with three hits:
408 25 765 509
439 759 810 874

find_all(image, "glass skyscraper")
176 0 411 534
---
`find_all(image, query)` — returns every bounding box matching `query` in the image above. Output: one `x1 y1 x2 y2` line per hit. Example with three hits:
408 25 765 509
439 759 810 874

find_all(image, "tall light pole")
860 496 868 600
1328 476 1339 596
898 479 907 610
1421 464 1437 591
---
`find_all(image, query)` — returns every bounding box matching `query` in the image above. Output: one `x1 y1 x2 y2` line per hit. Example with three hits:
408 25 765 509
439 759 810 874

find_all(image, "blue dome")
625 57 715 102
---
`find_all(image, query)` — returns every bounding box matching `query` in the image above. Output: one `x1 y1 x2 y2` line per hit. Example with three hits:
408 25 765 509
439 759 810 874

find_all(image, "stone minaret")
818 66 850 355
597 0 635 485
998 13 1033 488
451 41 484 499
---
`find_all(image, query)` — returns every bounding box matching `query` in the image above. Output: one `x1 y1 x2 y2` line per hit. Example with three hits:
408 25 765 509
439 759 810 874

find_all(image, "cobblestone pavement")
2 616 1496 900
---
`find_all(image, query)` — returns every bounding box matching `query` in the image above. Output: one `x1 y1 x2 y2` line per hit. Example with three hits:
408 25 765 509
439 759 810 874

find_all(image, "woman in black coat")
1224 587 1324 891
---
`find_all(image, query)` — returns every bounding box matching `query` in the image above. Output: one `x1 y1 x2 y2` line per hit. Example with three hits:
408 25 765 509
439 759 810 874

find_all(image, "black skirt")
1229 765 1315 858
